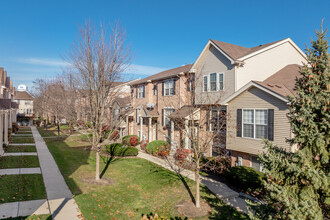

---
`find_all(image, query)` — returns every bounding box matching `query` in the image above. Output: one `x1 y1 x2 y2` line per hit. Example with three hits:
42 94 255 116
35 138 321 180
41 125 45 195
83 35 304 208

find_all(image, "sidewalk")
0 127 82 219
138 151 248 213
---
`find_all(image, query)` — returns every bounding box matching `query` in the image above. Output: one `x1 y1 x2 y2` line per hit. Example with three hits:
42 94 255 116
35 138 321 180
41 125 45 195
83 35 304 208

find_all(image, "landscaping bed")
0 156 40 168
38 127 247 219
4 145 37 152
10 137 35 143
0 174 46 203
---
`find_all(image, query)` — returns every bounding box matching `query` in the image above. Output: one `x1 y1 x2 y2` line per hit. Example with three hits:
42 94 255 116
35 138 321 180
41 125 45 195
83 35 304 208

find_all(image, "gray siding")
226 87 291 155
195 45 235 105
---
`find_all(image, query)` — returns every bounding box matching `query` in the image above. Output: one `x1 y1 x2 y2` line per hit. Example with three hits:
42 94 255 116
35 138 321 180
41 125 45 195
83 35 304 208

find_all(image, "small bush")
224 166 266 191
12 123 19 133
200 156 231 175
146 140 169 156
86 121 93 128
140 140 149 151
122 135 140 146
106 143 138 157
175 148 191 161
129 136 138 146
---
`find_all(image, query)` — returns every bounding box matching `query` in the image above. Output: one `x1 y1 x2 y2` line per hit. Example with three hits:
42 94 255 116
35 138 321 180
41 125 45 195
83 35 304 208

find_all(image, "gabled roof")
115 96 131 107
14 91 34 100
169 105 199 119
191 38 306 69
131 64 193 86
222 64 302 104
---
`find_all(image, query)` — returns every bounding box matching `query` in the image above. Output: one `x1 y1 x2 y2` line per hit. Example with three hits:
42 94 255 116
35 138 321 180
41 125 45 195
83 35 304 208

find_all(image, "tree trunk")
95 150 100 181
195 168 200 208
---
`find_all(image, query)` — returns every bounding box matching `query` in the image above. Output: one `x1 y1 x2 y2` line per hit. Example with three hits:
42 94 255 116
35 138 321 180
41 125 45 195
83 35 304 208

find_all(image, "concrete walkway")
0 127 82 219
138 151 249 213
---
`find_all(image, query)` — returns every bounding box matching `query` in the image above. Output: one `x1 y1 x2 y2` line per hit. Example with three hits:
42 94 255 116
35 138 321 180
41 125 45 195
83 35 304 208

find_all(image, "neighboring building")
109 96 132 137
222 64 301 171
14 85 34 117
0 67 19 154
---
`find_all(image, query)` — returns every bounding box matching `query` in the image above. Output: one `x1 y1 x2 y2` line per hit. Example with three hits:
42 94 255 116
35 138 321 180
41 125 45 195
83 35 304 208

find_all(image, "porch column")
126 116 129 135
0 113 3 155
171 120 174 149
185 119 189 149
9 110 12 129
4 112 8 145
148 117 152 141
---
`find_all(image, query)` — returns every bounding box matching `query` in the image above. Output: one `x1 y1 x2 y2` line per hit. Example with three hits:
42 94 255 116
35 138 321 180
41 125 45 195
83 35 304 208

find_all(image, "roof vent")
275 85 282 88
267 84 274 87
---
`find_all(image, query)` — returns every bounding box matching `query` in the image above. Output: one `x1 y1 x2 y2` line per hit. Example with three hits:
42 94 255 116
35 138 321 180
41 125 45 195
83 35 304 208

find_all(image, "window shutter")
206 109 210 131
237 109 242 137
173 79 176 95
143 86 145 98
136 87 138 98
162 109 164 126
268 109 274 141
162 82 164 96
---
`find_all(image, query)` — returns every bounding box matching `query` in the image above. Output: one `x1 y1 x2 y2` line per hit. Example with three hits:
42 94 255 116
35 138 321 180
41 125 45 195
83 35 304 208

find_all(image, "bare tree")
66 21 131 181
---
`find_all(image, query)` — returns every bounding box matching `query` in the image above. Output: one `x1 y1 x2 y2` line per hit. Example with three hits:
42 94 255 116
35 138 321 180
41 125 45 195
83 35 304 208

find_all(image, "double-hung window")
164 80 174 96
243 109 268 139
203 73 224 92
203 76 208 92
164 108 175 127
137 85 145 99
210 73 217 91
153 83 158 95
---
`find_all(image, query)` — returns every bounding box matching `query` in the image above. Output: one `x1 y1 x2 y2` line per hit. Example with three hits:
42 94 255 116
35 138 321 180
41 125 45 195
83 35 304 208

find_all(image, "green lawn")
0 174 47 203
5 145 36 152
39 127 248 219
10 137 35 143
0 156 39 169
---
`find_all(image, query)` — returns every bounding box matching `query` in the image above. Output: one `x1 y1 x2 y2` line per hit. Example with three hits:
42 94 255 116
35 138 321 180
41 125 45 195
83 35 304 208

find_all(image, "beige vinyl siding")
227 87 291 155
195 45 235 105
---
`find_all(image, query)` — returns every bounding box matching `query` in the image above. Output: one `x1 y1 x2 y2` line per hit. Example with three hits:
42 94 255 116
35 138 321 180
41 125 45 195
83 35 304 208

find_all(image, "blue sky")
0 0 329 90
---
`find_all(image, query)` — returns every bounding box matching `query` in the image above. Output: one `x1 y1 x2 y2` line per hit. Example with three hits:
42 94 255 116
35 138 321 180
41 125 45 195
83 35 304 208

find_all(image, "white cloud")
17 57 68 67
16 57 166 76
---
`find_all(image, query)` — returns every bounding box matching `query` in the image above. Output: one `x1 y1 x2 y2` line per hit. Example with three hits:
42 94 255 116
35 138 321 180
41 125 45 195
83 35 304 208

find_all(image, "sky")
0 0 329 90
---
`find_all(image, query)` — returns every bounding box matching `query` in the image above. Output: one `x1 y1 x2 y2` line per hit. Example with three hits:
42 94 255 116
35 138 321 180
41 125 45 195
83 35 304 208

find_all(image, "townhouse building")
128 64 193 147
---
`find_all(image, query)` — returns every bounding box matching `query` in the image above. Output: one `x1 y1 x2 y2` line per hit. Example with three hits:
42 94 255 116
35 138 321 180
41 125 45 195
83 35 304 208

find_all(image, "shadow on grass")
100 156 119 179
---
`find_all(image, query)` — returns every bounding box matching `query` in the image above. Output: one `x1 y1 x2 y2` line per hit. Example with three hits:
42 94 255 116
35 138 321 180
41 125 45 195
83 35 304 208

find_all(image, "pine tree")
249 24 330 219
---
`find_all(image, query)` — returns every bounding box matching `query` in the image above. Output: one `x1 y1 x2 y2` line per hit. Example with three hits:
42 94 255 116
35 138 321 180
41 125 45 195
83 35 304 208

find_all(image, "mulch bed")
175 200 211 218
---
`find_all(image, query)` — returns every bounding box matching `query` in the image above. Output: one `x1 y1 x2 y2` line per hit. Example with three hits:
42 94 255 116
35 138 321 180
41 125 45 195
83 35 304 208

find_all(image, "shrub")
140 140 149 151
104 130 119 140
200 156 231 175
12 123 18 133
129 136 139 146
85 121 93 128
175 148 191 161
146 140 169 156
106 143 138 157
224 166 266 192
122 135 140 146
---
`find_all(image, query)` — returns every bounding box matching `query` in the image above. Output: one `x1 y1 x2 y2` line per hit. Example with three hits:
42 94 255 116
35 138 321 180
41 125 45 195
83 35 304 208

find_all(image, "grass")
18 127 31 131
0 156 39 168
10 137 35 143
8 215 52 220
0 174 47 203
38 127 248 219
4 145 36 152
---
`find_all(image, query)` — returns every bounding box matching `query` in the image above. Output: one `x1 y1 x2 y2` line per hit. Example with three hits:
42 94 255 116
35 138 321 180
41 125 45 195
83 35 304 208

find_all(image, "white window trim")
164 79 174 96
202 72 225 92
242 108 268 140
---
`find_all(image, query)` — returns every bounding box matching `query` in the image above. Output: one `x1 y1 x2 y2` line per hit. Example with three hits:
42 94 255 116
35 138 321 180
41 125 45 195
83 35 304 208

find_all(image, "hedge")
146 140 169 156
224 166 266 191
106 143 138 157
122 135 140 146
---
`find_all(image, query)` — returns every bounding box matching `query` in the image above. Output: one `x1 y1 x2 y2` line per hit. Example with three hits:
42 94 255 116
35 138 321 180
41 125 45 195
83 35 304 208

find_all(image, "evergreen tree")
249 24 330 219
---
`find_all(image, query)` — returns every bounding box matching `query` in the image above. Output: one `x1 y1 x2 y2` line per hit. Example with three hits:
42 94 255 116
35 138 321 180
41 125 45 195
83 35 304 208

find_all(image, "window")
219 73 224 90
243 109 268 139
236 157 243 166
187 74 195 91
25 101 30 105
137 85 145 99
164 108 175 127
203 76 208 92
210 107 226 132
203 73 224 92
153 83 158 95
210 73 217 91
131 88 134 98
164 80 174 96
